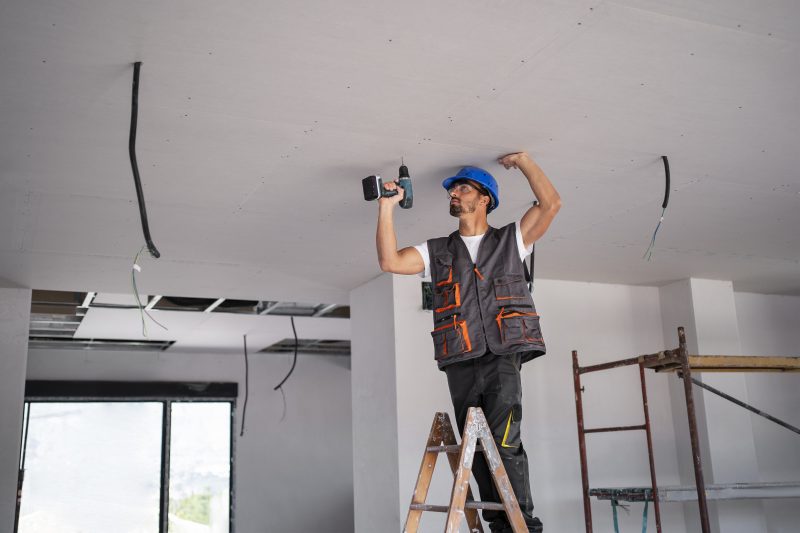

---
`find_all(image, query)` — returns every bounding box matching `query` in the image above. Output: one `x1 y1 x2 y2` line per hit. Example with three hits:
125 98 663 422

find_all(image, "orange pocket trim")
496 308 541 343
434 283 461 313
436 266 453 286
458 320 472 353
432 316 472 356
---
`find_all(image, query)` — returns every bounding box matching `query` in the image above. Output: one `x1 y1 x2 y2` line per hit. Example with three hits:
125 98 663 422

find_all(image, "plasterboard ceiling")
1 0 798 304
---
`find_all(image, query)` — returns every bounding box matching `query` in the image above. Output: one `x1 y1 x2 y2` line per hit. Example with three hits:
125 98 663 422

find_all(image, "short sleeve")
515 220 534 260
414 243 430 278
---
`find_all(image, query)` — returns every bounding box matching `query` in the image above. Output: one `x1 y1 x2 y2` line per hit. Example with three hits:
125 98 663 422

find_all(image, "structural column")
0 285 31 531
350 273 454 532
351 274 402 532
659 278 766 533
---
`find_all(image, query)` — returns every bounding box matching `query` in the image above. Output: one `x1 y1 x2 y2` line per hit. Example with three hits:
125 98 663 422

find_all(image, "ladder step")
409 501 506 512
426 444 485 453
585 424 646 434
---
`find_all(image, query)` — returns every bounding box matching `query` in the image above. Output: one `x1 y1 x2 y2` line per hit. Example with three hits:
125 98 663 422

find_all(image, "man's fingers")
499 152 529 170
379 180 403 203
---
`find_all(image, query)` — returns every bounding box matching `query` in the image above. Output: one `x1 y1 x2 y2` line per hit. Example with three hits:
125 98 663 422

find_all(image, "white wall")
0 286 31 531
735 292 800 533
386 276 686 533
25 346 354 533
350 273 402 532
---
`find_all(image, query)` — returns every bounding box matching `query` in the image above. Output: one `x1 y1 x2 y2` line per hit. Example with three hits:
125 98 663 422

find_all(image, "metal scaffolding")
572 326 800 533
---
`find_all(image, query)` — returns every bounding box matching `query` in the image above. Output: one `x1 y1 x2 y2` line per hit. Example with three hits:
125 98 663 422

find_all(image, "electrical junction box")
421 282 433 311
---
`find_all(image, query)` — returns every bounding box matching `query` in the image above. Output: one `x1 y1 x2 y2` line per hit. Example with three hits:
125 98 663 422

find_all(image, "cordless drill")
362 161 413 209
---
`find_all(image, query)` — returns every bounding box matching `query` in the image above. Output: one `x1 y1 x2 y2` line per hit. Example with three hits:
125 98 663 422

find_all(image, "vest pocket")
434 254 454 286
434 283 461 313
431 317 472 360
493 274 529 302
495 308 543 345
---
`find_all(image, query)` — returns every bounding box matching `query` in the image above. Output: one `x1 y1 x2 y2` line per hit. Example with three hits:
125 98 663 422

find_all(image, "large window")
16 382 236 533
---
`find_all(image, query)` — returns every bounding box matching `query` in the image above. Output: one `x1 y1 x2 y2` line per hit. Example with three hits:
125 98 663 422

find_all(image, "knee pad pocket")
499 404 522 448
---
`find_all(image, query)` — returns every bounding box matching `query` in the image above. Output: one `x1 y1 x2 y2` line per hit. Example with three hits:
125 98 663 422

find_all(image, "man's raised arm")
499 151 562 248
376 182 425 274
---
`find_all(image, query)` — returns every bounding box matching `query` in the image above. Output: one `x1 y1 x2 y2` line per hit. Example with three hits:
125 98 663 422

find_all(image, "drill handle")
397 177 413 209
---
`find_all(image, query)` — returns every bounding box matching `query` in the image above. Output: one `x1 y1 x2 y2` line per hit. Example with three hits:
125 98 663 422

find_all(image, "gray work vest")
427 222 546 370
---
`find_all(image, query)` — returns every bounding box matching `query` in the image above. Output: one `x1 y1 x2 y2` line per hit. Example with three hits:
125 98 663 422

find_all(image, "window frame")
19 380 238 533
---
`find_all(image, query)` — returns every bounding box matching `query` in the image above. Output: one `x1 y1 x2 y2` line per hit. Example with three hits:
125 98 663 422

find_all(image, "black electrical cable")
239 334 249 437
129 61 160 259
528 244 535 293
643 156 671 261
661 155 670 209
273 316 298 391
278 386 287 423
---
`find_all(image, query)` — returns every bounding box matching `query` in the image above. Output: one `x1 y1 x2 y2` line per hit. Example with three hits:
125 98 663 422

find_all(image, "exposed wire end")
132 246 148 337
129 61 161 259
144 308 168 331
643 156 671 261
132 246 169 336
273 316 299 391
643 207 666 261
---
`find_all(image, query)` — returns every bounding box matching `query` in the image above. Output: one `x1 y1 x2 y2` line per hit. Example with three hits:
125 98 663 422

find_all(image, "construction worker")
376 151 561 533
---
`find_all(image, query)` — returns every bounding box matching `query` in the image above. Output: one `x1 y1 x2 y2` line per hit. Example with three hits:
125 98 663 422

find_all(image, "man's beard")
449 200 476 217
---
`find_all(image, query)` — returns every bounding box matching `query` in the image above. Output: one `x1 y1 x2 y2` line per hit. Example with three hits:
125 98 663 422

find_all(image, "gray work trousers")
444 352 543 533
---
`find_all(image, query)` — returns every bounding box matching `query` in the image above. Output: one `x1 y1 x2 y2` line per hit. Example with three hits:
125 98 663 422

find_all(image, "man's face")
448 180 487 217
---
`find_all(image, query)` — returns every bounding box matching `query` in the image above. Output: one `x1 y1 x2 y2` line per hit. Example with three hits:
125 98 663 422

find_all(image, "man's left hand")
498 152 531 170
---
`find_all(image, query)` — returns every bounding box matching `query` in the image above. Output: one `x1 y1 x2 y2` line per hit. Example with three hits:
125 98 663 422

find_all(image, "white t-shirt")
414 221 533 278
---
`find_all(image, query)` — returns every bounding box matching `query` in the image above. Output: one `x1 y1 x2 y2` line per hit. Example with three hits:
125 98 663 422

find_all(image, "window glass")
18 402 162 533
168 402 231 533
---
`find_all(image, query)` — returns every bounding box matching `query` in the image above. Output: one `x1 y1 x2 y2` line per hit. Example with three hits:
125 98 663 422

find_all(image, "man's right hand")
375 179 423 274
378 180 404 208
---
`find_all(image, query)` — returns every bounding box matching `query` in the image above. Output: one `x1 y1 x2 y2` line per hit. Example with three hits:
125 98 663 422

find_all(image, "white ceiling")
2 0 799 308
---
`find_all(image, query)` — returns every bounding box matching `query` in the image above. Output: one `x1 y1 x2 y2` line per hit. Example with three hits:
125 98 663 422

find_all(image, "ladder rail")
404 408 528 533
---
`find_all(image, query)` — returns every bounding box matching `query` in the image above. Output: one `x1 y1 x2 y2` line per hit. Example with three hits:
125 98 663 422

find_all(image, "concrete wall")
0 286 31 531
350 273 402 532
25 346 354 533
735 292 800 533
530 279 685 533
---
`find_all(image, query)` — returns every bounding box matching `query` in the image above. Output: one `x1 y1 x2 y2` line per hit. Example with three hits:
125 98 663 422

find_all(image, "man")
376 151 561 533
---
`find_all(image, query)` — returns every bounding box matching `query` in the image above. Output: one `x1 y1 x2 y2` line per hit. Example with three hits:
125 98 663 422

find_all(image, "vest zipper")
472 265 486 350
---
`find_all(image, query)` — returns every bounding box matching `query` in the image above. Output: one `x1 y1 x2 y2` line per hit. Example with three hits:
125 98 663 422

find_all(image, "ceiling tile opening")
259 339 351 357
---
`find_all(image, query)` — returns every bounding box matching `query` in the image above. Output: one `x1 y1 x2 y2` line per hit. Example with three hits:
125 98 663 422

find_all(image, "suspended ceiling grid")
26 290 350 354
1 0 798 304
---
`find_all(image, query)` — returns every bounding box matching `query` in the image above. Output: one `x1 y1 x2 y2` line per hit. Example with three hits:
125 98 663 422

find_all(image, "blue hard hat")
442 166 499 212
